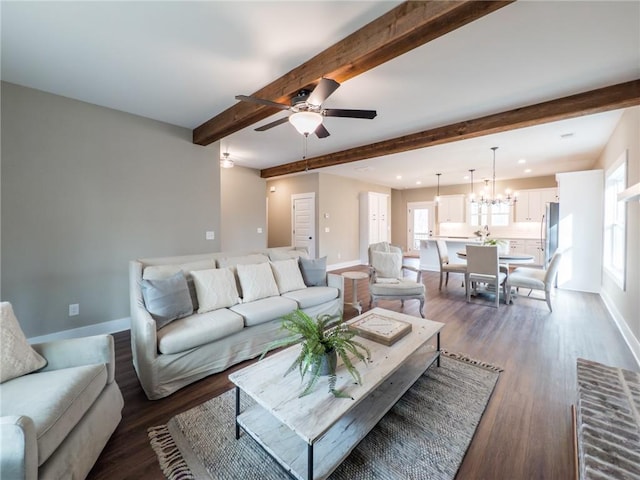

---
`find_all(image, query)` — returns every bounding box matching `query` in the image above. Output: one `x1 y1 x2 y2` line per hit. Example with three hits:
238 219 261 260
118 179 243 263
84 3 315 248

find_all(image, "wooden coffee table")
229 308 444 480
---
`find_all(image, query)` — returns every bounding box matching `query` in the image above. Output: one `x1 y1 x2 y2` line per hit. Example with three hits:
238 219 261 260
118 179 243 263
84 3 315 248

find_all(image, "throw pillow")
0 302 47 383
190 268 241 313
236 262 279 302
270 258 307 294
371 250 402 278
299 256 327 286
141 271 193 329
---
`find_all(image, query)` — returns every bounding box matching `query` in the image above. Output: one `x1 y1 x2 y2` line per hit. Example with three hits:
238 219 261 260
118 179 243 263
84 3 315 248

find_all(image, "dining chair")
435 240 467 291
465 245 507 308
505 251 563 312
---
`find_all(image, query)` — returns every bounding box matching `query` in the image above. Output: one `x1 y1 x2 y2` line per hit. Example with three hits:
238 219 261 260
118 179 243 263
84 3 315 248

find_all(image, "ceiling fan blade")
307 78 340 106
235 95 290 110
254 116 290 131
323 108 377 119
314 123 330 138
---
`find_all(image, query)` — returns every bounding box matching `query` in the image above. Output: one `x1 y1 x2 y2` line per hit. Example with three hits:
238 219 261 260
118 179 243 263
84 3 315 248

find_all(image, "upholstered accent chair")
465 245 508 309
0 302 123 480
368 242 425 317
435 240 467 291
506 251 563 312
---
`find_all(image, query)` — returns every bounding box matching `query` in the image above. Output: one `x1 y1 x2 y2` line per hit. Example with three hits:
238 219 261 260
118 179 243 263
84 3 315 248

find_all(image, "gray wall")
220 165 267 251
1 82 220 337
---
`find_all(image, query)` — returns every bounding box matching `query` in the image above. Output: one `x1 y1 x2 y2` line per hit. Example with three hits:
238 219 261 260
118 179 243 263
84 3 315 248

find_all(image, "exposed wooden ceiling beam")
260 79 640 178
193 0 513 146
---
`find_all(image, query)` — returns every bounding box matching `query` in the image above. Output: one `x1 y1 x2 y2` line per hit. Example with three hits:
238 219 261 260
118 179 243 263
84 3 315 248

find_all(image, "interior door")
291 193 316 258
407 201 434 254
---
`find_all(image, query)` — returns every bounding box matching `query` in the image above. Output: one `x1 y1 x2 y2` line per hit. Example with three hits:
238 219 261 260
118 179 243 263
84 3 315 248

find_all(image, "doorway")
291 193 316 258
407 201 434 255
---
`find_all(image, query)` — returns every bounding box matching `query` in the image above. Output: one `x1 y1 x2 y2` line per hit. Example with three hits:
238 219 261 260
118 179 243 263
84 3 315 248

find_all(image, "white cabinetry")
514 188 557 222
360 192 390 264
437 195 465 223
509 238 544 265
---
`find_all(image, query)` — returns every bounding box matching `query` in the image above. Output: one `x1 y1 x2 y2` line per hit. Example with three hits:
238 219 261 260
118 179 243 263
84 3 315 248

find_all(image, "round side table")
341 271 369 315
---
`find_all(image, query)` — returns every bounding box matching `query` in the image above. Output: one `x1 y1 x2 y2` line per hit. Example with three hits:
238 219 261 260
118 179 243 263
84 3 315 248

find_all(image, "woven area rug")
149 352 501 480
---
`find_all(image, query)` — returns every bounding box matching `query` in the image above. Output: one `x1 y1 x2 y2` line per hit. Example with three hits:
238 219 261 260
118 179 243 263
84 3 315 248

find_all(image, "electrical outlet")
206 231 215 240
69 304 79 316
257 227 263 234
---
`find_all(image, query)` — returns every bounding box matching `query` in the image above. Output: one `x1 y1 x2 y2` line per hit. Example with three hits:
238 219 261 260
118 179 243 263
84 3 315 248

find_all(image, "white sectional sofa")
129 247 344 400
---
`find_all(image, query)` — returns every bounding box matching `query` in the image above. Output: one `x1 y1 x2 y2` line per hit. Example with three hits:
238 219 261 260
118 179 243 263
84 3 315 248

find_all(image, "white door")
407 202 435 254
291 193 316 258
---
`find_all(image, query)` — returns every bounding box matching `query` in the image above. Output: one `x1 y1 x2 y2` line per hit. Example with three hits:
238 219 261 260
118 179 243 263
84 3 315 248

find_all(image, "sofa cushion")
0 364 107 466
299 257 328 286
141 271 193 329
230 296 298 327
270 258 307 294
190 267 240 313
236 262 280 303
282 286 340 309
143 259 215 311
0 302 47 383
156 309 245 354
268 249 310 261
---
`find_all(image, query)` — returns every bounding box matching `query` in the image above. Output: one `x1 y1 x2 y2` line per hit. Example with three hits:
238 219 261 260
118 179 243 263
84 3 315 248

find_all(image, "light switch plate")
206 231 215 240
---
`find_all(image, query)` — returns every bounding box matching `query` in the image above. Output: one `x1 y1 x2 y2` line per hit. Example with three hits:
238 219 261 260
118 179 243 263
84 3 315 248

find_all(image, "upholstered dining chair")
435 240 467 291
465 245 507 309
368 242 425 317
505 251 563 312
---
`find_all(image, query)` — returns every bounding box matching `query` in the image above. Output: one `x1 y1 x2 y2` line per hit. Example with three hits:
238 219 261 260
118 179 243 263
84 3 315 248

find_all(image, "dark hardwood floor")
88 261 638 479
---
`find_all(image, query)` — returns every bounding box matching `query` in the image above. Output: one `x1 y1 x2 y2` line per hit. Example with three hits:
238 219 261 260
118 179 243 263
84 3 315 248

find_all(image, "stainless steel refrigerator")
542 202 560 266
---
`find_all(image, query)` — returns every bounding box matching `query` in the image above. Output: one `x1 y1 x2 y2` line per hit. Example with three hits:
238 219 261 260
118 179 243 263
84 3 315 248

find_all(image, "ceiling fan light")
289 111 323 135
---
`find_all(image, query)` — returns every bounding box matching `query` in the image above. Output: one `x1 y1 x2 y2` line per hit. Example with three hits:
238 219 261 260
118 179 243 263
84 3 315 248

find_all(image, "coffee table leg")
436 332 441 367
235 386 241 439
308 443 313 480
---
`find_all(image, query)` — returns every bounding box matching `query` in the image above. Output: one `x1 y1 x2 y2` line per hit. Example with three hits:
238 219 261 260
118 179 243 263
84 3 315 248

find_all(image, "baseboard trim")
328 259 362 271
600 291 640 368
28 317 131 344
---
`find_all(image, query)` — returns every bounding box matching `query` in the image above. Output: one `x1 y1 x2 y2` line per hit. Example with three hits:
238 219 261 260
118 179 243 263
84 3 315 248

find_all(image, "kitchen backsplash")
438 221 545 239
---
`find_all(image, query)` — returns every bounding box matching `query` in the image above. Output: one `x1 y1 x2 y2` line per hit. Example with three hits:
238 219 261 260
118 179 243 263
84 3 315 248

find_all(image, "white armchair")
0 303 123 480
506 251 563 312
368 242 425 317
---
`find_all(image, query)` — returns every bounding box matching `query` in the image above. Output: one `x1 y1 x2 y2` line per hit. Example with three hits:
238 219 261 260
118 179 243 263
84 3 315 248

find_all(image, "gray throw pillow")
299 256 327 286
141 271 193 329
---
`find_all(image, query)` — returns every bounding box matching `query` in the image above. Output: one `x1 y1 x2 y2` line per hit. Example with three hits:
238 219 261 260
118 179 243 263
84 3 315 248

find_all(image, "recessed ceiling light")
518 158 526 164
560 132 575 139
463 175 469 180
524 168 532 173
396 175 402 180
355 166 370 172
416 180 422 185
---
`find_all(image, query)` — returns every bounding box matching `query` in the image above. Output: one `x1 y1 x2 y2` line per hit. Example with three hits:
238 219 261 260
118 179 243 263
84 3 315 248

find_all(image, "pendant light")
468 169 476 202
435 173 441 203
476 147 516 206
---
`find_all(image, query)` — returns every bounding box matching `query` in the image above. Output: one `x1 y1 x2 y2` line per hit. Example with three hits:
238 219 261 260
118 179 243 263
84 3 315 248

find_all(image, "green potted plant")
261 309 371 398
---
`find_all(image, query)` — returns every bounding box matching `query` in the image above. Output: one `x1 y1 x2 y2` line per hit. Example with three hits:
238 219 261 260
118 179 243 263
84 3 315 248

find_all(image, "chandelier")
472 147 516 207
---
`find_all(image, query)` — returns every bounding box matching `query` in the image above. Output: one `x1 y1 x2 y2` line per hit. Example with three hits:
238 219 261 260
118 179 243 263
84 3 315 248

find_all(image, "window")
603 151 627 290
469 202 511 227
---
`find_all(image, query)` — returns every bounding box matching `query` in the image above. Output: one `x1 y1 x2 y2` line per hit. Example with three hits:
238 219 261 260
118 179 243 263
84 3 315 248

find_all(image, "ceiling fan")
235 78 377 138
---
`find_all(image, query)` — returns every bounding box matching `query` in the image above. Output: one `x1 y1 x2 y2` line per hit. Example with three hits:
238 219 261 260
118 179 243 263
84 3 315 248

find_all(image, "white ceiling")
2 1 639 189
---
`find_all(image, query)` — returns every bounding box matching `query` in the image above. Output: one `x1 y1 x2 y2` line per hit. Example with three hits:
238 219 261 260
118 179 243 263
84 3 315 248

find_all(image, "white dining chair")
465 245 507 308
435 240 467 291
505 251 563 312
